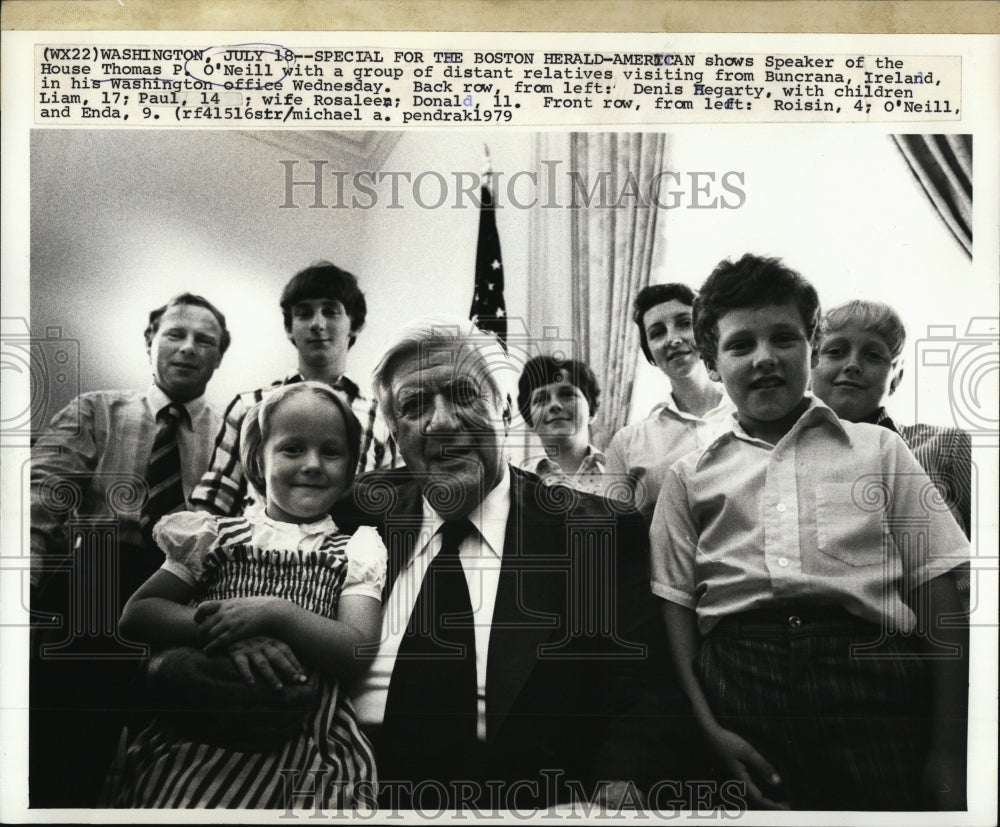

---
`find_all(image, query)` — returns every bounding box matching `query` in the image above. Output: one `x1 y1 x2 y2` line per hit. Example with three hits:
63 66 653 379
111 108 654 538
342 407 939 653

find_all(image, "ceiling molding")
240 131 401 171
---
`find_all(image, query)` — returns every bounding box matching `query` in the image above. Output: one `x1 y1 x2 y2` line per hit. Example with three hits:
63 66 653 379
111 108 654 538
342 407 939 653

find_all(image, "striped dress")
110 511 385 809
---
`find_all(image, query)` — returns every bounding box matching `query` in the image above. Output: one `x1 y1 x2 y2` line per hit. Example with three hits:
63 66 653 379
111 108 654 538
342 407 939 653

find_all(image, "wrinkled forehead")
390 340 507 397
158 303 222 335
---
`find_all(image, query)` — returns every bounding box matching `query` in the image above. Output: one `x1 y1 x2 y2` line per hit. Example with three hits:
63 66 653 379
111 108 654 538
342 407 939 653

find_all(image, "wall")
29 128 991 436
629 127 986 428
30 129 534 418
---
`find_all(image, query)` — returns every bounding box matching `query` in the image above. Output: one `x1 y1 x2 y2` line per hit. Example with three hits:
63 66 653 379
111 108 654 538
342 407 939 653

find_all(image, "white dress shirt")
605 392 734 519
351 467 511 740
650 399 970 636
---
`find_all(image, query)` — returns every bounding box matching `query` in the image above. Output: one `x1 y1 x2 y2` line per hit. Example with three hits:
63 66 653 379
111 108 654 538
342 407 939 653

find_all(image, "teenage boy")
191 261 395 516
649 254 969 810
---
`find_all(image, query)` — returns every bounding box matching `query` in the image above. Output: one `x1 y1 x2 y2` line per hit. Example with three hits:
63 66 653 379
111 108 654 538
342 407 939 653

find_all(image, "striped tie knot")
158 403 185 428
142 403 186 537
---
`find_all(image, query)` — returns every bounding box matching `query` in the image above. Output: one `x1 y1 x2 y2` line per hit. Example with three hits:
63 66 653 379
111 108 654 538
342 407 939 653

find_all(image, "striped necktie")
142 404 186 538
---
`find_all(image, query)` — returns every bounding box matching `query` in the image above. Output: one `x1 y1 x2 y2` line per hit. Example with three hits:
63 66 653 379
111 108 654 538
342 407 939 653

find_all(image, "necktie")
142 404 185 539
381 519 479 779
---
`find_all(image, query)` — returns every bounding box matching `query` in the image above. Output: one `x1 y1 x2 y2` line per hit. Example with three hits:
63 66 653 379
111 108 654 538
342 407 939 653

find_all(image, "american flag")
469 162 507 345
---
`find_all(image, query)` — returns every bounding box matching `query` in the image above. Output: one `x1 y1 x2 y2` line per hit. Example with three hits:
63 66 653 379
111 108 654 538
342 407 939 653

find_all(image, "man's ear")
810 347 820 369
888 364 904 395
502 398 512 435
707 367 722 383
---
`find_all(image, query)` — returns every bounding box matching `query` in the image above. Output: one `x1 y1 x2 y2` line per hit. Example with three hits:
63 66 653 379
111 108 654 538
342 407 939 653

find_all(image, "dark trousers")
29 657 145 807
699 607 932 811
29 540 157 808
368 725 489 810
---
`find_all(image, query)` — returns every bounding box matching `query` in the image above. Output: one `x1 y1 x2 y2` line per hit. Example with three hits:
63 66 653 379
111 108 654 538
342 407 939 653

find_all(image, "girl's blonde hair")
240 381 362 497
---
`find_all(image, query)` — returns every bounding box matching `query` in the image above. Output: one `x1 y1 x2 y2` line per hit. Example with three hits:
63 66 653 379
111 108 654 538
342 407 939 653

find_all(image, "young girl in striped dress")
111 381 386 808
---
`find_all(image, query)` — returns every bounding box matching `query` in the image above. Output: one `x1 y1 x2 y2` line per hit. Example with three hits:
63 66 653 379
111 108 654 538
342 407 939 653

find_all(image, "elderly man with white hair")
337 315 678 811
137 315 683 813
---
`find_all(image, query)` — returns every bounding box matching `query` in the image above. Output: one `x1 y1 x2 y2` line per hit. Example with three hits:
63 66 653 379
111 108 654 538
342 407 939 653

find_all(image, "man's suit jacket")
340 465 683 806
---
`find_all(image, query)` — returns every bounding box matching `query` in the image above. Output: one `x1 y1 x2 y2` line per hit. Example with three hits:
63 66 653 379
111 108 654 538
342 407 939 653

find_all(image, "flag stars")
491 260 501 271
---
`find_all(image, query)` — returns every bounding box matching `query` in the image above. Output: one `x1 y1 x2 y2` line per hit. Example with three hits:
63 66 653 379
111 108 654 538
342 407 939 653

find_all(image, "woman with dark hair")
606 283 733 521
517 354 608 494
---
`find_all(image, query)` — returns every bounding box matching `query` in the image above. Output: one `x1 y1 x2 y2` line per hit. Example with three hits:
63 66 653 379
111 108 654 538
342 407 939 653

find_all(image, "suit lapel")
485 468 567 741
350 471 425 598
382 483 425 598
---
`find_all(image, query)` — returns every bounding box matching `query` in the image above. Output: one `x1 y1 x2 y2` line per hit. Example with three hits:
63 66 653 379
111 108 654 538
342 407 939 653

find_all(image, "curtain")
569 133 666 448
892 134 972 258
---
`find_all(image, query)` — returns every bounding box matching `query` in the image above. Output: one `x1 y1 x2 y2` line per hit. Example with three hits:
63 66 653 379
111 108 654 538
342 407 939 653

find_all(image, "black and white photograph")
2 20 998 826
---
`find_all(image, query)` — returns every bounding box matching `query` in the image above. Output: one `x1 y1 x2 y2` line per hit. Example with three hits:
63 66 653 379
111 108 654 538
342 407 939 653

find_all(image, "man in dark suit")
141 314 686 813
339 314 677 810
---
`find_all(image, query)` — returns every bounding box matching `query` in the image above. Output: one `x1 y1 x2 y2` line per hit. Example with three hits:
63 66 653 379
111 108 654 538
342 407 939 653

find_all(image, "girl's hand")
705 724 789 810
195 597 285 653
225 635 310 690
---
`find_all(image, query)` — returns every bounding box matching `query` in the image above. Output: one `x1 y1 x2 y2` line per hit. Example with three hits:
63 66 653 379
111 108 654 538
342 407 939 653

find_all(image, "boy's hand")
922 747 965 810
226 635 309 690
195 596 284 652
706 725 789 810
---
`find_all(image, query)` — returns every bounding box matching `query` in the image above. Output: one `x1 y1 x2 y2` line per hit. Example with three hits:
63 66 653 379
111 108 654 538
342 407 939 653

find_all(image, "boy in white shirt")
650 254 969 810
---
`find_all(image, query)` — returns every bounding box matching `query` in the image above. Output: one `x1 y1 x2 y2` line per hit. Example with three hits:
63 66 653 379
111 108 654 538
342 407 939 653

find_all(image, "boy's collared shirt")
650 397 969 636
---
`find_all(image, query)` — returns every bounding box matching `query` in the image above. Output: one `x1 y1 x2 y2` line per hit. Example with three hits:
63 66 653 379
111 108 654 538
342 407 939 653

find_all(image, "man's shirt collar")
147 384 204 425
420 465 511 561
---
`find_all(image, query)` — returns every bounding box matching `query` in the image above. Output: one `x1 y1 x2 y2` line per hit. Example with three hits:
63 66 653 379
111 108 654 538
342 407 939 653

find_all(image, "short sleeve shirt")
650 399 970 636
605 393 734 520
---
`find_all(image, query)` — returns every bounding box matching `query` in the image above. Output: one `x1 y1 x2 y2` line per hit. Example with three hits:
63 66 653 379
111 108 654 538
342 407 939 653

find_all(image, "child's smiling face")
812 323 902 422
262 392 352 522
711 301 815 442
528 380 592 442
